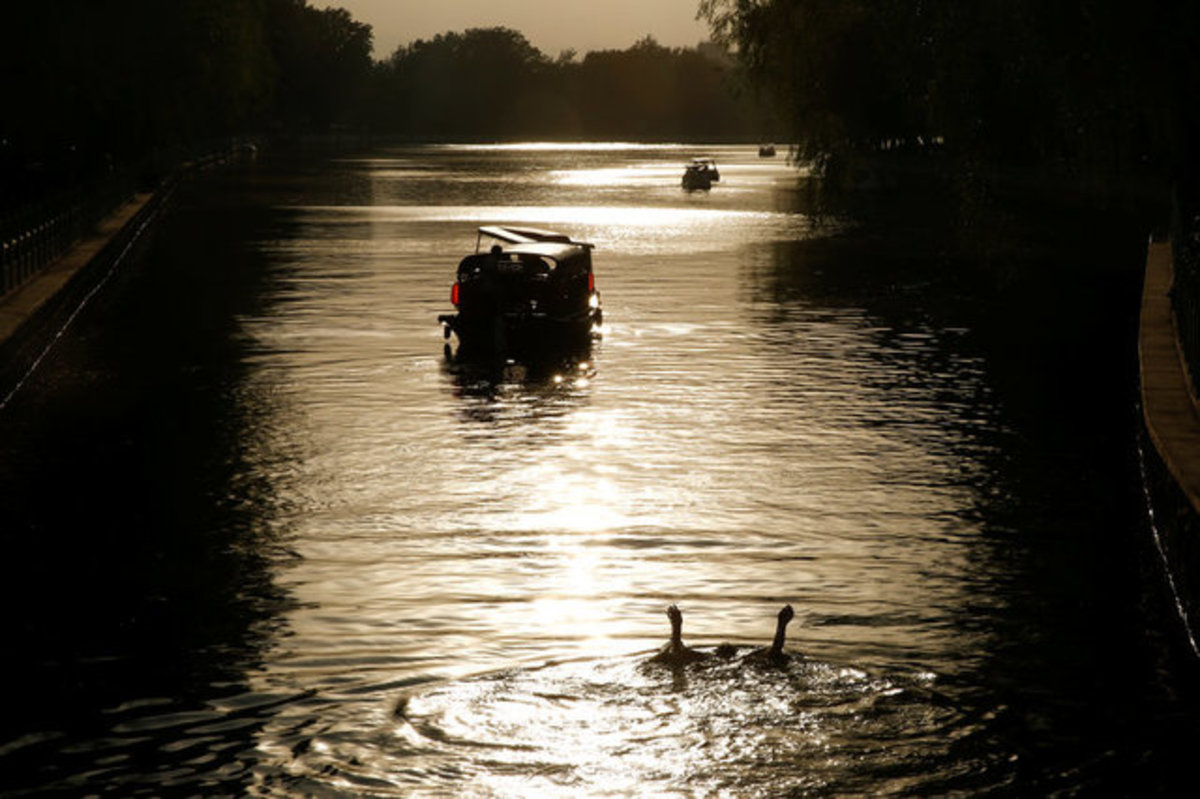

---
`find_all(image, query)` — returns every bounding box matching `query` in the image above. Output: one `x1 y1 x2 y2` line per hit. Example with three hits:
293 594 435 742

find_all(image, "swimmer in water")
647 604 709 666
741 604 796 668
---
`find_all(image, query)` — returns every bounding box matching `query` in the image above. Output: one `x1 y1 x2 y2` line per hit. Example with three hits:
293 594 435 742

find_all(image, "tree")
1 0 275 197
380 27 556 139
266 0 374 131
700 0 1194 186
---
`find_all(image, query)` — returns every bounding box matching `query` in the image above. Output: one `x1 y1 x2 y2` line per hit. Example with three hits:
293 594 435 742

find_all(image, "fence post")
1 240 10 293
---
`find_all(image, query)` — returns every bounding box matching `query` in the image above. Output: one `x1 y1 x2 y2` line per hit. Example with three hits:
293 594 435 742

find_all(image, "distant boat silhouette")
681 158 719 191
742 604 796 667
647 604 709 666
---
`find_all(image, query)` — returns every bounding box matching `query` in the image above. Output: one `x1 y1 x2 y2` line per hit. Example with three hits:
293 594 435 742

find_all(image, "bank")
0 190 164 405
0 148 248 405
1139 237 1200 657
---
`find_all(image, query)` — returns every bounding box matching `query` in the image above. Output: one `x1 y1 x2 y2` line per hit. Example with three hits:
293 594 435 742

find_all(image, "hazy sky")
317 0 712 59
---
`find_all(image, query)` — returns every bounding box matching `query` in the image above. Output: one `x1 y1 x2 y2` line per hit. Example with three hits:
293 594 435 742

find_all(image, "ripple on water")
236 653 1013 797
1 143 1117 797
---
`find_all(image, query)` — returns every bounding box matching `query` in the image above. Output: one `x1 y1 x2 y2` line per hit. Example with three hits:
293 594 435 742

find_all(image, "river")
0 143 1197 796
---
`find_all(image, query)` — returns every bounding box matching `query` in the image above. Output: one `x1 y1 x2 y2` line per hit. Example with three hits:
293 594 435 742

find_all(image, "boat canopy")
476 225 593 252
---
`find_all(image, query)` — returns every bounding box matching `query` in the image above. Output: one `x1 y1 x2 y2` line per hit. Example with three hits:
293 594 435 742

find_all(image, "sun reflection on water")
512 467 628 534
385 652 958 797
549 164 675 187
223 144 1013 796
437 142 695 152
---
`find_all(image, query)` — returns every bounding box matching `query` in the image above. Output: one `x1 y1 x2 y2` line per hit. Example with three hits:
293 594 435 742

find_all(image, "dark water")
1 144 1197 796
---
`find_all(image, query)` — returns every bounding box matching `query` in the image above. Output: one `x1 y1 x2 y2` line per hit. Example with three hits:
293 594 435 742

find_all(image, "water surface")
0 143 1195 796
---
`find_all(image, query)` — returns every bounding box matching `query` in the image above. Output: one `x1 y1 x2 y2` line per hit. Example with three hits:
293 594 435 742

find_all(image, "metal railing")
0 136 263 302
1 173 135 298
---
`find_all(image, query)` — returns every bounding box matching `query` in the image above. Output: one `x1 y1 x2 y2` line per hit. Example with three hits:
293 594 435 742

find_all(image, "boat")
682 158 720 191
438 226 602 355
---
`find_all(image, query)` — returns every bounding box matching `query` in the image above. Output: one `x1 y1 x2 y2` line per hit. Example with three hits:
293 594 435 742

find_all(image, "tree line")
365 30 764 142
699 0 1200 202
0 1 764 209
8 0 1197 203
1 0 369 202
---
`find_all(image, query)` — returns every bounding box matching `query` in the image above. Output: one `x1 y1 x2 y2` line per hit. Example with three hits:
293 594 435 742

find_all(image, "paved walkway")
1140 240 1200 513
0 193 153 351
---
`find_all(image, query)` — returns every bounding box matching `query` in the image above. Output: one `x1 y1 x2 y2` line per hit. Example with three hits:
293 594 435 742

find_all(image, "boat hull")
440 309 600 358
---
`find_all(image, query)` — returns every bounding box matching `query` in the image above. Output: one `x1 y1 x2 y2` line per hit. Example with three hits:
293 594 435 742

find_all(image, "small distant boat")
682 158 720 191
758 143 776 158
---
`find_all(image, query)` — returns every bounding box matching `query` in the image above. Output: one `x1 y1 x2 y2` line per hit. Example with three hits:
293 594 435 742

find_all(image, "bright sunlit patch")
536 501 623 533
549 165 673 187
493 451 633 535
435 142 692 153
387 652 954 797
285 203 814 256
527 536 612 655
291 203 790 230
528 480 627 534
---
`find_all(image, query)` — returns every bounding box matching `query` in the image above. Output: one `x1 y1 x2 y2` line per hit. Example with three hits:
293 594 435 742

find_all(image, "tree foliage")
2 1 274 165
574 37 737 139
370 29 764 141
266 0 373 130
375 28 556 137
1 2 765 205
1 0 372 197
700 0 1199 186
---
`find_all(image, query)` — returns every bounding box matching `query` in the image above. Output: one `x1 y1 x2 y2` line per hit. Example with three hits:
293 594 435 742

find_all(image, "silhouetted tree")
700 0 1195 189
1 0 276 203
381 27 554 138
2 0 777 210
0 0 376 203
266 0 373 132
372 28 765 141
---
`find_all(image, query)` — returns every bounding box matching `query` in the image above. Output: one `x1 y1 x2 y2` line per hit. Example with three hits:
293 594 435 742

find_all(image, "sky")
316 0 713 59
